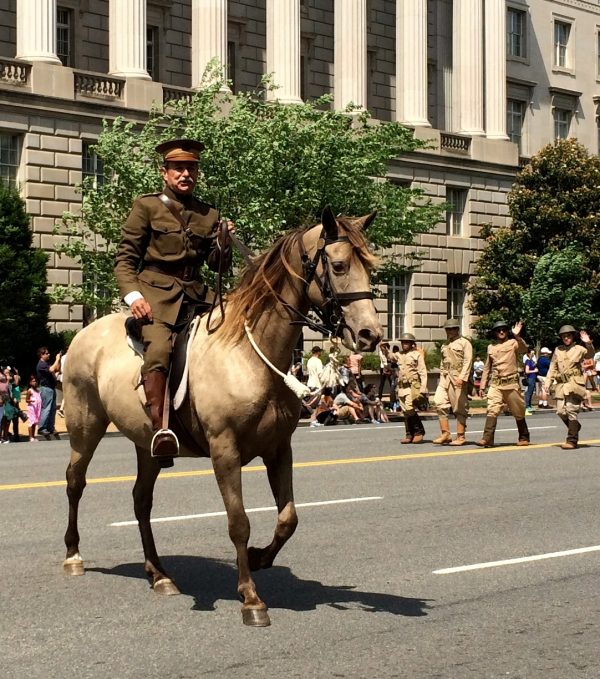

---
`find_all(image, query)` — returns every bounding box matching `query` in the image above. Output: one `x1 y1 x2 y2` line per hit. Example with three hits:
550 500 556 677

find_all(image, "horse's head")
304 206 383 352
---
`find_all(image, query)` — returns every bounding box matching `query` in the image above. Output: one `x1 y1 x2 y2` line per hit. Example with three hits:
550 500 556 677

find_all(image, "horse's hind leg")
248 442 298 571
133 445 180 596
64 415 109 575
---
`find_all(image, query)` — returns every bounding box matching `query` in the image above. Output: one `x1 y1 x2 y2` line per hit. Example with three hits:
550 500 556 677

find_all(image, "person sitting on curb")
544 325 594 450
477 320 530 448
333 385 363 423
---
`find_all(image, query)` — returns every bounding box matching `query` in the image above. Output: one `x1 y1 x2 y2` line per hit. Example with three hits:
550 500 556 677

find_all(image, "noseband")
295 226 374 339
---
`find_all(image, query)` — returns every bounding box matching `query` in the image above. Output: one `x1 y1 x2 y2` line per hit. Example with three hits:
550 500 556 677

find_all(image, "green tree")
53 71 443 314
468 139 600 340
0 181 51 373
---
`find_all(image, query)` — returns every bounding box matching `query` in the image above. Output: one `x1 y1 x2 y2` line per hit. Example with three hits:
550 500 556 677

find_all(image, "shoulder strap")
158 193 187 229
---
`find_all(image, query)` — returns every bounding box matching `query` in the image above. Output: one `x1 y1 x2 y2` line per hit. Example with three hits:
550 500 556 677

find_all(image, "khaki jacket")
439 336 473 383
480 336 528 391
114 187 231 325
544 343 594 399
391 349 428 394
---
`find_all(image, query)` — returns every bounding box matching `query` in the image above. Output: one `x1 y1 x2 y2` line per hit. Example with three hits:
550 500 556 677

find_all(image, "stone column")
452 0 484 135
334 0 367 110
192 0 230 90
15 0 61 64
109 0 150 79
396 0 430 127
484 0 508 139
266 0 302 103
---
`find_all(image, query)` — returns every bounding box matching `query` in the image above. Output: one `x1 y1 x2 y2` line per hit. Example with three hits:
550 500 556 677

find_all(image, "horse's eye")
331 261 346 274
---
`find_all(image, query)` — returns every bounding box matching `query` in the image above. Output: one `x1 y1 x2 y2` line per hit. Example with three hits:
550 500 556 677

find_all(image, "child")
26 376 42 442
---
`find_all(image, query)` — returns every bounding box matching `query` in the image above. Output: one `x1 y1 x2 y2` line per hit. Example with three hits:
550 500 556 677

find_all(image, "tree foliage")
0 181 51 372
53 70 443 314
468 139 600 343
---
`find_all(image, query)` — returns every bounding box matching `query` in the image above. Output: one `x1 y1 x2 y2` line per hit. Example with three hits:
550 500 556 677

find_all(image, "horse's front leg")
133 445 180 596
248 442 297 571
211 435 270 627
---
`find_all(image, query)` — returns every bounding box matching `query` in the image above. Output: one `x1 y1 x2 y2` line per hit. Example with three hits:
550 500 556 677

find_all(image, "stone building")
0 0 598 343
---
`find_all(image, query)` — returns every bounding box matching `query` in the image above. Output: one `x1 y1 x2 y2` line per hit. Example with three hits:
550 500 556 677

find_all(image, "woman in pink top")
26 376 42 442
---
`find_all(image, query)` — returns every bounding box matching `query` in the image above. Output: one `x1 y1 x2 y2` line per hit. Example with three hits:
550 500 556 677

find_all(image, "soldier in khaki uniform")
115 139 233 462
390 333 428 444
477 320 530 447
544 325 594 449
433 318 473 446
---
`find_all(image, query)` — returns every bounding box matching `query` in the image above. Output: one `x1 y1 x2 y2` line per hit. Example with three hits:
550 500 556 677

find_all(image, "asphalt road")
1 411 599 679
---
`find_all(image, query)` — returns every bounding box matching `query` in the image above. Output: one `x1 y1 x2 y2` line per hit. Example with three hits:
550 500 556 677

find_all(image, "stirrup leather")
151 428 180 458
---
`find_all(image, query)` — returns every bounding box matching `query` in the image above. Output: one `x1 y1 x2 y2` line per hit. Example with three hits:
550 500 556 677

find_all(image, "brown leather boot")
143 370 179 463
560 420 581 449
433 418 452 445
476 416 496 447
449 422 466 446
401 412 414 444
516 418 530 446
411 413 425 444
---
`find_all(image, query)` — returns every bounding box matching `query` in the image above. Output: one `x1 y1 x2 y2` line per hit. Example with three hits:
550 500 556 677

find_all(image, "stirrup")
151 428 180 458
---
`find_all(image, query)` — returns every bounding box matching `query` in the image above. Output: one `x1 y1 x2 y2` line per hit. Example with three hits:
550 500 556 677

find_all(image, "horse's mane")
217 216 377 344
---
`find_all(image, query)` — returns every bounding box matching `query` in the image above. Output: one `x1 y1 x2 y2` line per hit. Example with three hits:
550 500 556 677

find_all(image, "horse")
61 206 383 626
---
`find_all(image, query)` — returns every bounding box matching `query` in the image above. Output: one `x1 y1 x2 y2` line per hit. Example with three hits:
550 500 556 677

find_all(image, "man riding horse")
114 138 234 464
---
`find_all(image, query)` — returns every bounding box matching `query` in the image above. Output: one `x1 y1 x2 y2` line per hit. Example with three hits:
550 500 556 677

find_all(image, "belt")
144 263 198 282
491 373 518 386
556 369 583 383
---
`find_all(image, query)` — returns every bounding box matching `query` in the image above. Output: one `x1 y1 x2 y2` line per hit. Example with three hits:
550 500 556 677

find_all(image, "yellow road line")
1 440 599 492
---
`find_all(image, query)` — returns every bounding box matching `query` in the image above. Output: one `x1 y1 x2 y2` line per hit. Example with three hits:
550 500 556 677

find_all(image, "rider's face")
160 161 199 195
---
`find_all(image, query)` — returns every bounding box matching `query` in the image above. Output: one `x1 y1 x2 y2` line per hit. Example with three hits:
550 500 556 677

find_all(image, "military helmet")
444 318 461 329
491 320 509 331
558 324 577 336
399 332 416 342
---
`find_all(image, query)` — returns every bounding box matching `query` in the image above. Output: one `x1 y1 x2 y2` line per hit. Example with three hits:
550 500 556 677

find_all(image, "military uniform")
544 326 594 448
433 321 473 445
390 335 428 443
115 186 229 372
478 321 530 447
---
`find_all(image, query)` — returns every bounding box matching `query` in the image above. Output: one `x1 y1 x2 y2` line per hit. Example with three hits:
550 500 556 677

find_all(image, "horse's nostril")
357 328 382 351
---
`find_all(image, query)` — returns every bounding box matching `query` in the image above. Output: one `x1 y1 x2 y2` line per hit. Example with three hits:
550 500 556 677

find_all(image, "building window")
57 7 73 67
446 188 467 237
554 20 571 69
147 26 159 81
553 108 571 139
0 133 20 187
507 99 525 152
227 41 237 93
507 8 526 58
387 274 409 341
447 275 467 326
82 142 105 190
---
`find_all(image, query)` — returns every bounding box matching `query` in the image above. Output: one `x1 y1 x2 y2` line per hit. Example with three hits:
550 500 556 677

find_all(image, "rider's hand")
130 297 153 323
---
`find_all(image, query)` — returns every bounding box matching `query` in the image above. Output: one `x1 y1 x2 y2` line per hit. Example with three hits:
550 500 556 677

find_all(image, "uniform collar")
162 185 195 208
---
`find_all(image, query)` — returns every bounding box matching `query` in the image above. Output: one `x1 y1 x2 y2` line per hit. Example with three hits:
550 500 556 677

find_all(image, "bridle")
293 225 374 340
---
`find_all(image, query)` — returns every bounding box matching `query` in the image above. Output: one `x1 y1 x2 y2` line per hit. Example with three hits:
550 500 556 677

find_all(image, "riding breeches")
434 375 469 424
141 319 173 374
486 385 525 419
555 395 582 421
397 388 417 414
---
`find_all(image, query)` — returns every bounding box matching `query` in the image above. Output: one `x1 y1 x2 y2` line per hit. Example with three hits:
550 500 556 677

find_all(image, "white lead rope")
244 322 311 399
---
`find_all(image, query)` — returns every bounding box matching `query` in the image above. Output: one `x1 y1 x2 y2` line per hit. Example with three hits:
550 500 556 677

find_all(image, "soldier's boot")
449 422 467 446
143 370 179 468
516 418 530 446
558 414 569 428
400 411 414 444
411 413 426 444
561 420 581 450
433 418 453 445
476 416 497 448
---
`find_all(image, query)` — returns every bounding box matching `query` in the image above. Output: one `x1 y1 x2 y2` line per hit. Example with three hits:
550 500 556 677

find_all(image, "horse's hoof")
63 555 84 576
242 607 271 627
153 577 180 596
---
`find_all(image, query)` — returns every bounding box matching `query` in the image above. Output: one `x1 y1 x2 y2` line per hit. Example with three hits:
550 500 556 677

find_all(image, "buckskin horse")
61 206 383 626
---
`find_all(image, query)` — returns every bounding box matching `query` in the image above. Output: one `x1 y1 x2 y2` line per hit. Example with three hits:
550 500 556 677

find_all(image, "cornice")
547 0 600 15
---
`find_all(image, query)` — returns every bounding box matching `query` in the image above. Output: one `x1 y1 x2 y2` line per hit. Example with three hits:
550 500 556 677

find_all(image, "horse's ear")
359 210 378 231
321 205 338 240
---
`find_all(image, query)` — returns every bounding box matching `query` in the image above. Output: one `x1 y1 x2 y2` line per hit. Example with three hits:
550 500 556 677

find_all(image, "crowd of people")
296 319 597 451
0 347 65 443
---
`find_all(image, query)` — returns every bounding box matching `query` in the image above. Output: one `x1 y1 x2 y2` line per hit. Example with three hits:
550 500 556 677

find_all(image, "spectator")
2 367 23 442
363 383 389 423
311 387 337 426
36 347 62 440
524 349 538 415
348 350 364 392
56 350 67 417
26 375 42 442
306 346 324 392
333 386 363 423
536 347 552 408
0 369 13 444
472 355 484 391
594 349 600 392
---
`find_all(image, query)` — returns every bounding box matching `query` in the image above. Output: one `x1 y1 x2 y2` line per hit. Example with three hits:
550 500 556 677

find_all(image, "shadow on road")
88 555 431 617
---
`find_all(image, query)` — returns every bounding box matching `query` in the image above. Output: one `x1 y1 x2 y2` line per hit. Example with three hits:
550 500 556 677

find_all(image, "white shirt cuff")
124 291 143 307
